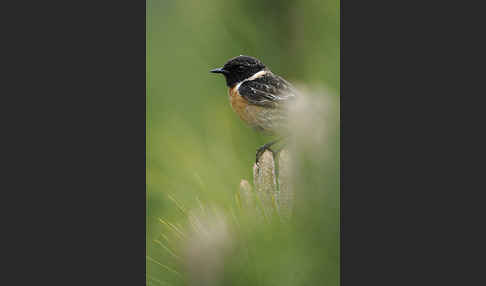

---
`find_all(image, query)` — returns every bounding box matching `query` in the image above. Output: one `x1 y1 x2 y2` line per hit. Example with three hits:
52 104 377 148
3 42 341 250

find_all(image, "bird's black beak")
210 67 227 74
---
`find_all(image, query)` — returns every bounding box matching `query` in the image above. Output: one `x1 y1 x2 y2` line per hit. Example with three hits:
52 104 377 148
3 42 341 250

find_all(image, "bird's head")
210 55 266 87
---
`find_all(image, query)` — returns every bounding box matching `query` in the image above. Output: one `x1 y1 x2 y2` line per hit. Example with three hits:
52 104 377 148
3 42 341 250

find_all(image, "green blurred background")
147 0 339 285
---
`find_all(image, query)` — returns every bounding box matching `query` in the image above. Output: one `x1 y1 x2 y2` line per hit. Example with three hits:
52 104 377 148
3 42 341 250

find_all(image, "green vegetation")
147 0 339 285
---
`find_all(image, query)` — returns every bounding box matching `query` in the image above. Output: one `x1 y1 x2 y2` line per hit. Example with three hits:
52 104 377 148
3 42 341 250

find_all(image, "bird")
210 55 299 163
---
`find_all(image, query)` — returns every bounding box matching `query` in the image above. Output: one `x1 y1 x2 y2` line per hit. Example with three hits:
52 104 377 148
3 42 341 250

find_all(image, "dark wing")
238 72 298 107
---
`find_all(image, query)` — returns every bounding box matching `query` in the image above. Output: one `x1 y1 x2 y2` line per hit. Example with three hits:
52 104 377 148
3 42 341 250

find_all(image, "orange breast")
228 86 248 120
228 86 272 133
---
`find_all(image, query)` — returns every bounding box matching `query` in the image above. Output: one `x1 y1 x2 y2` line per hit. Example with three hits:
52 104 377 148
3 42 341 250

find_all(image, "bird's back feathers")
238 71 298 108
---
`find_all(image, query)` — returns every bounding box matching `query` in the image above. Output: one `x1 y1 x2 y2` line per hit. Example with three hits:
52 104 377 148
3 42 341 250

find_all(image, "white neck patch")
235 70 268 90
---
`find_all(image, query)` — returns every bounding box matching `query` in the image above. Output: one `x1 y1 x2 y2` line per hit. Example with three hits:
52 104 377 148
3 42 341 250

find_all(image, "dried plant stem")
238 148 293 220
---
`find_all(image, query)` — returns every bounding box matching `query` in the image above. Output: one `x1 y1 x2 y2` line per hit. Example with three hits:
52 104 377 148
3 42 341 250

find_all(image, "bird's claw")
255 143 275 164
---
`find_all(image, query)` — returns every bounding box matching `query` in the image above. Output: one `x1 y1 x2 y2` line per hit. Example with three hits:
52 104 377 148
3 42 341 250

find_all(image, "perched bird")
210 55 298 163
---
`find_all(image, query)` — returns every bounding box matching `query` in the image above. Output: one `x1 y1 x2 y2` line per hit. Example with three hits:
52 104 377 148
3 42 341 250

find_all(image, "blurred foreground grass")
147 0 339 284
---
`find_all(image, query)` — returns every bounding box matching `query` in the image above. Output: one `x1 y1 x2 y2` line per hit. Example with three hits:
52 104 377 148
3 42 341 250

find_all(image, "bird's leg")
256 138 283 164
